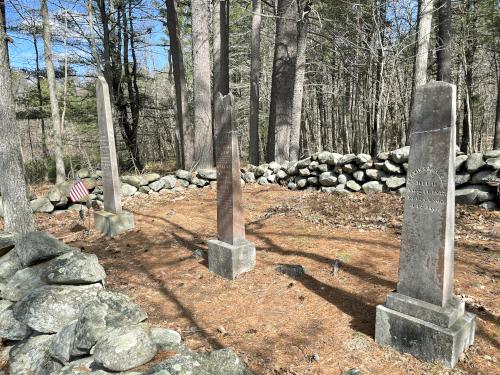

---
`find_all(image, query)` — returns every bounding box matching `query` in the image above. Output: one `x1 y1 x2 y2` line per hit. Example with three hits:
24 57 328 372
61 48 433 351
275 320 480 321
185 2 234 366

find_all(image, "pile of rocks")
0 231 252 374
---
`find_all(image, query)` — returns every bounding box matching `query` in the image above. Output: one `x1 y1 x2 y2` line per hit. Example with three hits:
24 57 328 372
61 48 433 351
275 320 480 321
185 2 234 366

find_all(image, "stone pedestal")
208 239 256 280
375 293 475 368
94 211 134 237
375 82 475 367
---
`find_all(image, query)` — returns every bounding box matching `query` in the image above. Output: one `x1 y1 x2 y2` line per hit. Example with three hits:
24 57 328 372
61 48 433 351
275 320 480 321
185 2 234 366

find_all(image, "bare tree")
0 3 35 233
436 0 452 82
249 0 261 165
41 0 66 183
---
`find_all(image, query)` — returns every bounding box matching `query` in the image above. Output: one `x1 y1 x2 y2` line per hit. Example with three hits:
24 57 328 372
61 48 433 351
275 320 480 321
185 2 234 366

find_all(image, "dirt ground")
3 184 500 374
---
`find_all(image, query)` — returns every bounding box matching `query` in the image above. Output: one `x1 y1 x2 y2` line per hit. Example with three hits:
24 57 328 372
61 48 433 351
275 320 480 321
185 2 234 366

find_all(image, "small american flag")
69 177 90 203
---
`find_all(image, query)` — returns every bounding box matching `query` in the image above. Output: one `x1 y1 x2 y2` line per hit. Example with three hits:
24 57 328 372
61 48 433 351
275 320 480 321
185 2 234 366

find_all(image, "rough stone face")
385 176 406 190
479 201 497 210
257 176 268 185
355 153 372 165
470 170 494 184
0 249 23 283
465 153 485 173
286 162 299 175
0 231 18 255
276 170 287 180
151 327 182 350
96 290 147 327
242 171 256 183
0 308 32 340
298 168 310 177
268 161 281 173
362 181 384 194
82 178 97 190
48 321 84 363
296 178 308 189
93 324 157 371
383 160 402 174
365 169 386 181
455 173 471 186
144 173 161 183
93 211 135 237
455 188 478 205
161 175 178 189
346 180 361 192
389 146 410 164
208 240 256 280
484 150 500 158
13 284 102 333
30 198 55 213
198 169 217 180
317 151 332 164
47 186 63 203
120 183 138 197
45 250 106 285
485 156 500 169
9 335 63 375
2 263 46 301
319 172 337 187
149 179 165 192
337 174 348 185
121 176 144 188
352 171 366 182
342 163 357 174
297 157 311 168
455 154 468 171
326 153 343 165
146 348 253 375
15 232 74 267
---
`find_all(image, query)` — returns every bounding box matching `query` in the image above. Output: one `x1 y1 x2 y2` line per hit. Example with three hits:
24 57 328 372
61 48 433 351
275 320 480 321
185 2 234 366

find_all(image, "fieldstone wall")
0 231 252 374
0 148 497 217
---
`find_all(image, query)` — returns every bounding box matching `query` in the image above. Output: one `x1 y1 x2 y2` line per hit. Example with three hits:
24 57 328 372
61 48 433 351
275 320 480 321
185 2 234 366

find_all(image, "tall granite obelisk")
93 76 134 236
375 82 475 368
208 93 256 279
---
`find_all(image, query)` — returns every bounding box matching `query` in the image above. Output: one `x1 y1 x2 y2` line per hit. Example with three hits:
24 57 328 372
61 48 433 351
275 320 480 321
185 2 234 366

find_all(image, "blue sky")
6 0 169 75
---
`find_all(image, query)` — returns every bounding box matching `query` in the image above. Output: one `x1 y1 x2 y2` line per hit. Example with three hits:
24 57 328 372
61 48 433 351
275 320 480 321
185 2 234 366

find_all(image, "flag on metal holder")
69 177 90 203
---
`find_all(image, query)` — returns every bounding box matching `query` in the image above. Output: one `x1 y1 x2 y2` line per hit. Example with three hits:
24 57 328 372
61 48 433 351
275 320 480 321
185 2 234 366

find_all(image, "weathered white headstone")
375 82 475 368
93 77 134 236
207 93 256 279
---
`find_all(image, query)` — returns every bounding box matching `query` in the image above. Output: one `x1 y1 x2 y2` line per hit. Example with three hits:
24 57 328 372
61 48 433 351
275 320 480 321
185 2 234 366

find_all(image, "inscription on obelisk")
96 76 122 214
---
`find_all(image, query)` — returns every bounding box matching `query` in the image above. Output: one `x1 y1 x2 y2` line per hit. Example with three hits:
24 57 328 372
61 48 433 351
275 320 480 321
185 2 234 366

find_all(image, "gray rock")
470 170 494 184
385 176 406 190
321 187 335 193
97 290 147 327
276 170 287 180
146 348 252 375
382 160 402 174
286 162 299 175
47 186 63 203
49 321 85 363
9 335 62 375
298 168 310 177
339 154 356 165
77 168 91 179
0 249 22 283
0 308 31 340
198 169 217 181
121 176 144 188
30 198 54 213
335 184 349 193
307 177 319 186
54 356 96 375
484 150 500 158
175 170 192 181
397 187 407 197
465 153 485 173
45 250 106 285
297 158 311 168
365 168 386 181
268 161 281 173
72 301 108 354
296 177 308 189
317 163 329 172
455 185 495 205
144 173 161 183
242 171 256 183
352 171 366 182
326 153 343 166
255 164 269 177
68 204 86 211
317 151 332 164
13 284 102 333
479 201 497 210
485 156 500 170
455 173 471 186
94 324 157 372
257 176 268 185
178 179 190 188
455 154 468 171
359 160 374 170
149 179 165 192
267 174 276 183
362 181 384 194
389 146 410 163
276 264 305 278
287 182 297 190
139 186 152 194
161 175 178 189
377 152 389 161
151 327 182 351
0 231 18 255
402 163 409 172
337 174 348 185
355 153 372 165
373 161 385 170
333 165 343 174
2 262 46 301
342 163 357 174
82 178 97 191
121 183 138 197
309 161 319 170
346 180 361 192
455 188 478 205
15 232 74 267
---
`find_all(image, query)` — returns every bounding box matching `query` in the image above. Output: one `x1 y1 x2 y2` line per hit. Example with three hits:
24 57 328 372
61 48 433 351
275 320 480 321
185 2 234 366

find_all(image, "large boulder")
484 150 500 158
161 175 178 189
362 181 384 194
389 146 410 164
121 176 145 188
15 232 74 267
382 160 402 174
0 249 23 283
176 170 192 181
144 173 161 183
455 173 471 186
385 176 406 190
48 321 87 363
338 154 356 165
0 231 18 255
121 183 138 197
9 335 62 375
45 250 106 285
198 169 217 181
146 348 253 375
30 198 54 213
456 185 497 205
465 153 485 173
365 169 386 181
455 154 468 171
151 327 182 351
485 156 500 170
93 324 157 372
13 284 102 333
470 170 494 184
2 262 46 301
149 179 165 192
77 168 91 179
0 307 32 340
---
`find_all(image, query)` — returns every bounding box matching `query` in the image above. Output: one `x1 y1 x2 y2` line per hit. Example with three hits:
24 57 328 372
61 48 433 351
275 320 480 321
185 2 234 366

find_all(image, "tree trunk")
249 0 261 165
289 2 309 161
267 0 298 163
166 0 191 168
191 0 213 169
41 0 66 183
220 0 230 95
0 5 35 233
436 0 451 82
494 54 500 150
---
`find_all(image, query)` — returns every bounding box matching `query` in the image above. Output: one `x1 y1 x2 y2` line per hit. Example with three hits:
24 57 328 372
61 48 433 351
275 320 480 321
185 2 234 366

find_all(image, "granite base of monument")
94 211 135 237
208 239 256 280
375 293 475 368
